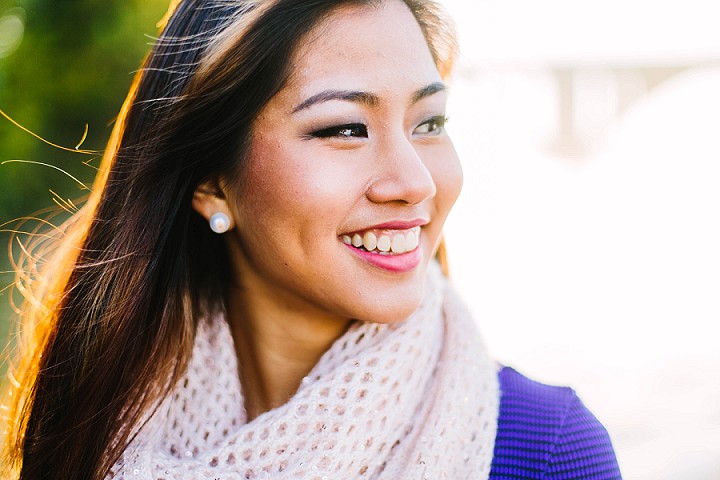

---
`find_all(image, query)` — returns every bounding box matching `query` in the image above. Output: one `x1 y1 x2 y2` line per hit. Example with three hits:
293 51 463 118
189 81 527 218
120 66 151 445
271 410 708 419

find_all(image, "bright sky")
445 0 720 65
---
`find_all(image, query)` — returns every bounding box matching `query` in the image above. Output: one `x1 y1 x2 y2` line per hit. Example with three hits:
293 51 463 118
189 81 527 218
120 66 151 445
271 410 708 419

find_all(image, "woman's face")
220 0 462 324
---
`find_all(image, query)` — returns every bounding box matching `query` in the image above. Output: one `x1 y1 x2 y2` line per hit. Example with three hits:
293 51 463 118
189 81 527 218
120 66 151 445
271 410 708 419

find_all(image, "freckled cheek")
240 144 361 231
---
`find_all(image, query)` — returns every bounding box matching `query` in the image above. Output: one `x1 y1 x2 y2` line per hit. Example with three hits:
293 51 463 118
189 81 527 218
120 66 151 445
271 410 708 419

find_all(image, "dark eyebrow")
291 82 447 114
411 81 446 104
292 90 379 113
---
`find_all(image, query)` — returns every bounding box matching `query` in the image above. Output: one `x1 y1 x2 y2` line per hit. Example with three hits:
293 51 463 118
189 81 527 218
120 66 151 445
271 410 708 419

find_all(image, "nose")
365 134 436 205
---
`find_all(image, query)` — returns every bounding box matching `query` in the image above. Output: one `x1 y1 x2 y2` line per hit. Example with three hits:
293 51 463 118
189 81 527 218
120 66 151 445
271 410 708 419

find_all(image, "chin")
354 285 426 325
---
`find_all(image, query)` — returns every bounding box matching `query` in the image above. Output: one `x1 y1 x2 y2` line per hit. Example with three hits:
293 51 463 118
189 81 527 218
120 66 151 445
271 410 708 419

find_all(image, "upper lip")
344 218 428 234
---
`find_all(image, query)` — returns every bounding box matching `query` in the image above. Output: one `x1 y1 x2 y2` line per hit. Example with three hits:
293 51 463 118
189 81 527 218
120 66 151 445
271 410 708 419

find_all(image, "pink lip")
346 218 428 234
344 242 422 273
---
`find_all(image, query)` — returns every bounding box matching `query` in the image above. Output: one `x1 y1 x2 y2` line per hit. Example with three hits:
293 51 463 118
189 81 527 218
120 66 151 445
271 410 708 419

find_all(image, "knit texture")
109 264 500 479
489 367 622 479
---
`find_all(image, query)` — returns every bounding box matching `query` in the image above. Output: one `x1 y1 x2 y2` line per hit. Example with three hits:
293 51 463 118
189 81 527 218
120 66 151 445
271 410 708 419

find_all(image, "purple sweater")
489 367 622 479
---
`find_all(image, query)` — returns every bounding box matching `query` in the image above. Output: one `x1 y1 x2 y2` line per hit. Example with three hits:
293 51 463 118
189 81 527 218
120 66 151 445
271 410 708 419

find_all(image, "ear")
192 178 235 231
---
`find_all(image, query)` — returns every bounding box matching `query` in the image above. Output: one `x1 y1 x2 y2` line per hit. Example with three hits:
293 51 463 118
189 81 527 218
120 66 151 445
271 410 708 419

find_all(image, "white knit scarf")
110 265 499 479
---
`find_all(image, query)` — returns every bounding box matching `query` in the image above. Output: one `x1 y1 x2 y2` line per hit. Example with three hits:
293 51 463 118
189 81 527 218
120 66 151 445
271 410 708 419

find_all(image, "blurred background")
0 0 169 340
442 1 720 479
0 0 718 478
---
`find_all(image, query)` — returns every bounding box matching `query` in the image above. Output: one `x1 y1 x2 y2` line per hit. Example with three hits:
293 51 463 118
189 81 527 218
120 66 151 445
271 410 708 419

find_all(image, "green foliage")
0 0 168 213
0 0 170 364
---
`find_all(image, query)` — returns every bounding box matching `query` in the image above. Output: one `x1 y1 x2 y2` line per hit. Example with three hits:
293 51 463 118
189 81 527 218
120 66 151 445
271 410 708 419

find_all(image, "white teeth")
376 235 391 252
391 234 406 254
362 231 377 251
405 230 418 251
343 226 422 255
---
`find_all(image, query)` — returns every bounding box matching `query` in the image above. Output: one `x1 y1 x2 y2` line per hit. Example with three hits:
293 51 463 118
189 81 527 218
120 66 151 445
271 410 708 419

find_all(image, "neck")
226 285 351 421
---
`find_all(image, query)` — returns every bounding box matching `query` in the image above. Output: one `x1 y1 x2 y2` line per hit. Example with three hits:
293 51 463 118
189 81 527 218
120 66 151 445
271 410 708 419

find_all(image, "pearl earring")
209 212 231 234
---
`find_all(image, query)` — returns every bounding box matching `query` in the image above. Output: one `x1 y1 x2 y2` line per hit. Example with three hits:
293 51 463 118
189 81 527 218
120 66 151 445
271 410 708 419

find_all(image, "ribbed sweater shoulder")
489 366 622 479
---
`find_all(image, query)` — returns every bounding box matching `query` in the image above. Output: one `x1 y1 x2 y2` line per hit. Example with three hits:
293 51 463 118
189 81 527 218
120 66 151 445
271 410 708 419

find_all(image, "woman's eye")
311 123 368 139
414 115 448 135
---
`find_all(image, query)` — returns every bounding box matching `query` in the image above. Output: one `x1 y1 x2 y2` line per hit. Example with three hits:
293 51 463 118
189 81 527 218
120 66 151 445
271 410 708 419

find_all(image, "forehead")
279 0 441 104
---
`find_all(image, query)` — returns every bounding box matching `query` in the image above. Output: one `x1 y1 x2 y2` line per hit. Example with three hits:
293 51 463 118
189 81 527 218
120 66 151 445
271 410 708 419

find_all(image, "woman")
2 0 622 479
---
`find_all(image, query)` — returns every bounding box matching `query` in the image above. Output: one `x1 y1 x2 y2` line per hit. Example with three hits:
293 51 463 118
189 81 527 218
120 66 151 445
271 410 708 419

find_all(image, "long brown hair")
2 1 457 478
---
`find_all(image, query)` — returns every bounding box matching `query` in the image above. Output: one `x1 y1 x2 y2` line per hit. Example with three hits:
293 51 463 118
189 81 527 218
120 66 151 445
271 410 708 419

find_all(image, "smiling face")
195 0 462 325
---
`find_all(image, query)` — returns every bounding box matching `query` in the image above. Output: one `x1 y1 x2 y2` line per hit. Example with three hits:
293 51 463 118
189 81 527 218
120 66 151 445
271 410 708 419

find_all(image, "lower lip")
344 243 422 273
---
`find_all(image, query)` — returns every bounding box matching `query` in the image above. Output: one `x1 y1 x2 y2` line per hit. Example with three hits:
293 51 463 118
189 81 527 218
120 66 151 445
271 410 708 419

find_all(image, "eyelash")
415 115 448 135
311 123 368 139
308 115 449 139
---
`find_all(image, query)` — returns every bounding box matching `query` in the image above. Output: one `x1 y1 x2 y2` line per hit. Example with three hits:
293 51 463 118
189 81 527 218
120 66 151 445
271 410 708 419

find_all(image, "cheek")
431 146 464 214
241 136 305 207
236 139 362 232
